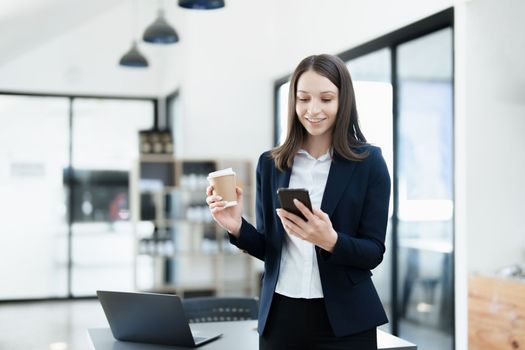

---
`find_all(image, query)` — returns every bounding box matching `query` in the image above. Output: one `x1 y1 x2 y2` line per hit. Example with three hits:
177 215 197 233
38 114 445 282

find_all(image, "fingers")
293 199 315 221
277 207 333 247
207 186 242 205
210 205 227 214
276 208 305 228
312 208 329 220
206 185 224 206
209 200 227 210
206 194 223 205
236 186 243 201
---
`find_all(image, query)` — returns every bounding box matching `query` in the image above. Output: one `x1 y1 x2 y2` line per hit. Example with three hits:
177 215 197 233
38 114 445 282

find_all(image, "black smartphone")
277 188 313 221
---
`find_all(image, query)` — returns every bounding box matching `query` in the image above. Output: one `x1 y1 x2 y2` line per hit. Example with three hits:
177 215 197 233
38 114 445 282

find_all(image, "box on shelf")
139 130 173 155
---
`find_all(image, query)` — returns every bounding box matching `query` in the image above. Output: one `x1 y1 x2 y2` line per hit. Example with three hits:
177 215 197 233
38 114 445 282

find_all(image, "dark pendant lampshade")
178 0 225 10
143 10 179 44
119 41 149 67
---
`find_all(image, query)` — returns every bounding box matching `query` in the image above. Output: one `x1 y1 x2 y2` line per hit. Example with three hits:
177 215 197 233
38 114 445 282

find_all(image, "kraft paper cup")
207 168 237 208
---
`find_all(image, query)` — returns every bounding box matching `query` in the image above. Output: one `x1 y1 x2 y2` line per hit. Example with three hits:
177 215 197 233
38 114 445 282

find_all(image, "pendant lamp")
119 0 148 68
119 41 149 67
178 0 225 10
143 9 179 44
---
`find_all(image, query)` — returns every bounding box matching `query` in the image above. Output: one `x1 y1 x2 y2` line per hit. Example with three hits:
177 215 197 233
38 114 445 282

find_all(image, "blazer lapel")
321 153 357 217
272 166 292 209
272 165 292 251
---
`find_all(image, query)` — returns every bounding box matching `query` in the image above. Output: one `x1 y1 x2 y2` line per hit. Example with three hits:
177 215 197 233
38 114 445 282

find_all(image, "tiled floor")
0 299 107 350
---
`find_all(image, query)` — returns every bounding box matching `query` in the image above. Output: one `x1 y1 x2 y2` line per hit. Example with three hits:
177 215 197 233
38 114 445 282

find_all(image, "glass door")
395 27 454 349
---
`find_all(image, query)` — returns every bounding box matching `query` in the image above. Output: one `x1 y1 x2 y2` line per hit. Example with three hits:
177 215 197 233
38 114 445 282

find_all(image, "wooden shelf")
139 154 176 162
469 274 525 350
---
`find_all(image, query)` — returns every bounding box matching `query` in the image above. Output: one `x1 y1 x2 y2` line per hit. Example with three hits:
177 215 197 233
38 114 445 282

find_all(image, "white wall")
454 0 525 348
170 0 277 162
463 0 525 275
176 0 454 167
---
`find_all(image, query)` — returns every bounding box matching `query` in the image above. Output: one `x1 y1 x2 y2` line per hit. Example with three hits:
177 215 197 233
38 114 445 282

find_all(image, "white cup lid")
207 167 235 180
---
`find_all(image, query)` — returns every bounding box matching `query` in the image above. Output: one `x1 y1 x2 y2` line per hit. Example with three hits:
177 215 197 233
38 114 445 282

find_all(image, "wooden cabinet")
130 155 256 297
468 274 525 350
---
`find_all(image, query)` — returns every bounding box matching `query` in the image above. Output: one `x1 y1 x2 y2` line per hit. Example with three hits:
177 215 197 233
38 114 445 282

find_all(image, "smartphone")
277 188 313 221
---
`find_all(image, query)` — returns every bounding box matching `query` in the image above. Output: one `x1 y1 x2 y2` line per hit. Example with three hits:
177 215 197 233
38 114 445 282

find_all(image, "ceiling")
0 0 129 66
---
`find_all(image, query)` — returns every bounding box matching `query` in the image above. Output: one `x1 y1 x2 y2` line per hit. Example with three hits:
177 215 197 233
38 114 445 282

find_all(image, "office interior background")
0 0 524 349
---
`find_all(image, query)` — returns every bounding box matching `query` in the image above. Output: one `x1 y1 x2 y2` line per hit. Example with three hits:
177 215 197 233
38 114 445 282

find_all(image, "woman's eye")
322 99 332 103
297 98 309 102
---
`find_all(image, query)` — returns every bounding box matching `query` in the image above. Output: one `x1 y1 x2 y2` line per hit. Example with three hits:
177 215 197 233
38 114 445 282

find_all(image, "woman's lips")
305 117 326 125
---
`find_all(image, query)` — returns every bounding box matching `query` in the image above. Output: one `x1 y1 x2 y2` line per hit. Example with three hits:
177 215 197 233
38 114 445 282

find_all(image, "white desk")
88 320 416 350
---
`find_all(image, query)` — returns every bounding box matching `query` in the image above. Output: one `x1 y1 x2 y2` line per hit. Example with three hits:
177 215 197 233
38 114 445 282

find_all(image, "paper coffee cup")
207 168 237 208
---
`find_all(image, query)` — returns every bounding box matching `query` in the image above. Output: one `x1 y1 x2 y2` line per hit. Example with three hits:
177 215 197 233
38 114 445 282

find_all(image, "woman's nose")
307 99 321 114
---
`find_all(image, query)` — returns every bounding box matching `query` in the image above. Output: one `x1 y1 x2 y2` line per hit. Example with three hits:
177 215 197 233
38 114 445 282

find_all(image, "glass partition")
0 95 69 299
70 98 154 296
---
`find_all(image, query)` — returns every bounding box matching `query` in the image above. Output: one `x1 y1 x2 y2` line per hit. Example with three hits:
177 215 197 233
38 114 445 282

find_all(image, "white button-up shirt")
275 149 332 298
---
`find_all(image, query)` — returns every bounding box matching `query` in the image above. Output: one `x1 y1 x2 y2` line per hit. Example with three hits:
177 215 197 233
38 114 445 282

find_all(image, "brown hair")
271 54 368 171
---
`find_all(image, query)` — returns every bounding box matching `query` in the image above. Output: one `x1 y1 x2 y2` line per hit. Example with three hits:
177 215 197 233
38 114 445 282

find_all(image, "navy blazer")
229 145 390 337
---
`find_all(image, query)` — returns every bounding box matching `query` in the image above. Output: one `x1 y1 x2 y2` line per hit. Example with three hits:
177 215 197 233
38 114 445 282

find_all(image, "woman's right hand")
206 185 243 237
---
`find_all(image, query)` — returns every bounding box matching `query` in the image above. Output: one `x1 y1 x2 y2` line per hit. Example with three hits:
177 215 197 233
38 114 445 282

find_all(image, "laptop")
97 290 222 347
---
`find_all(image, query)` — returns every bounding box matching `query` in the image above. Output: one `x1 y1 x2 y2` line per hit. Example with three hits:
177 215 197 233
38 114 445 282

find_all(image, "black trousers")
259 293 377 350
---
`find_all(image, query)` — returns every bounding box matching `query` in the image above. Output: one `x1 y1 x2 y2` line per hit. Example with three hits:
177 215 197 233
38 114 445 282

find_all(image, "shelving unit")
130 155 256 297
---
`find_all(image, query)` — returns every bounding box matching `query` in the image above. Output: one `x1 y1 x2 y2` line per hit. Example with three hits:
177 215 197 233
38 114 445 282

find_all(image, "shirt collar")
297 148 332 161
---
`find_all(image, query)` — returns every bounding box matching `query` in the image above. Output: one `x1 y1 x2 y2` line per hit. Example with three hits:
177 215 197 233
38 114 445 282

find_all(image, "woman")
206 54 390 349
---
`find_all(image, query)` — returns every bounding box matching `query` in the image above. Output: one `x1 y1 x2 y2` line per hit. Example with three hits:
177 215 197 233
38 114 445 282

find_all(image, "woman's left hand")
276 199 338 252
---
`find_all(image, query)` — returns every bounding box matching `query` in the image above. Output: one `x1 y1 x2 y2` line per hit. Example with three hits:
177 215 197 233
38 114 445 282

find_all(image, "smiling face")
272 54 366 171
295 69 339 142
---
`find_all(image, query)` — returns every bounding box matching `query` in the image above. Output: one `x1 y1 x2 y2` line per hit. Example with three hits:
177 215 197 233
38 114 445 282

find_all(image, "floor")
399 320 453 350
0 299 107 350
0 299 452 350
